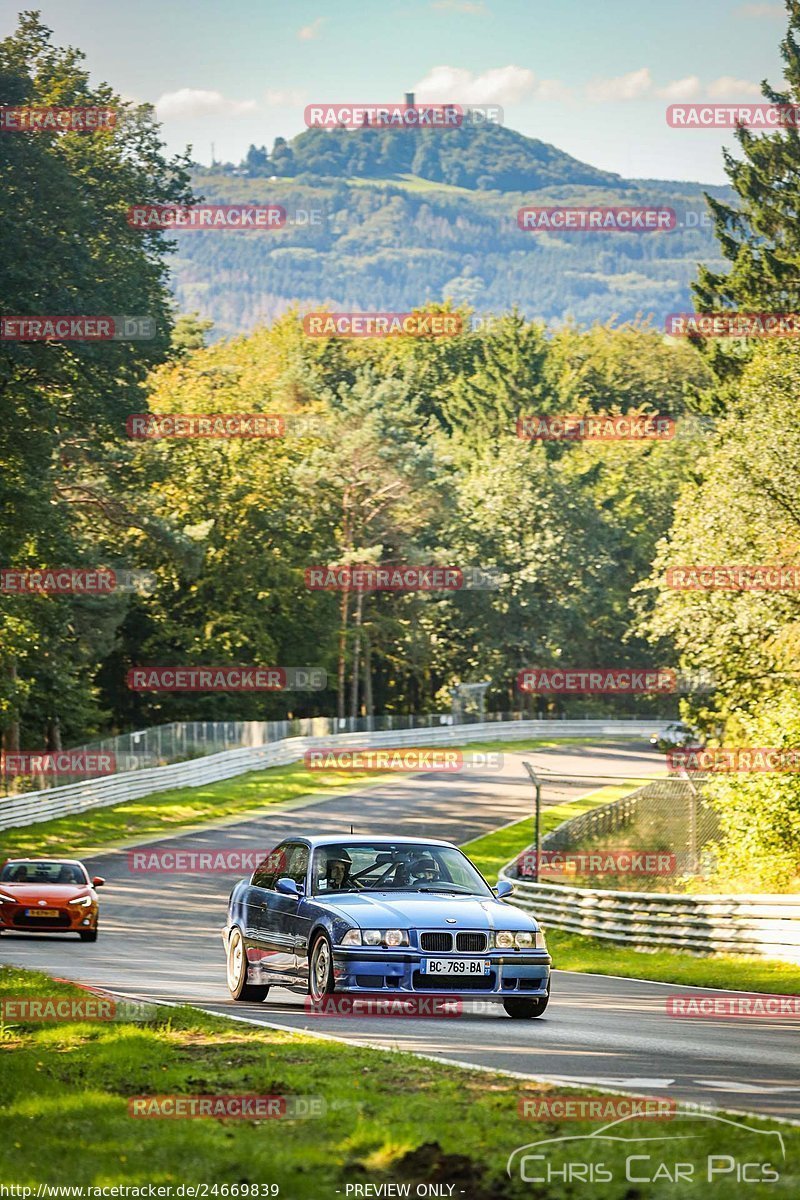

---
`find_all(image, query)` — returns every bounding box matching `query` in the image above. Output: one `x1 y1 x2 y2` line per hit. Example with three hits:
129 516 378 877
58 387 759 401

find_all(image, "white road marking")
697 1081 800 1095
533 1074 675 1088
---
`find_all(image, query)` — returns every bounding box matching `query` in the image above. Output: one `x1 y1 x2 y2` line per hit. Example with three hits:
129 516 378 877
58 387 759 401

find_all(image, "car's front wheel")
227 926 269 1002
79 927 98 943
308 933 335 1002
503 984 549 1019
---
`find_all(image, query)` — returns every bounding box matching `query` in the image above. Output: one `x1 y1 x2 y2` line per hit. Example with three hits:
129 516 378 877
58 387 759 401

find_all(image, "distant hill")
253 120 624 192
166 117 733 338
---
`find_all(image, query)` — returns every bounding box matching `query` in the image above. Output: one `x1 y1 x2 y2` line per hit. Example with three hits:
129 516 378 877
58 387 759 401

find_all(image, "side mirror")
494 879 513 899
92 877 105 888
276 876 303 897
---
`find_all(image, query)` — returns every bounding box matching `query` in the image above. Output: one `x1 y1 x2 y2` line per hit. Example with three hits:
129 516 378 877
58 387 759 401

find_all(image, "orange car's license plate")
26 908 59 917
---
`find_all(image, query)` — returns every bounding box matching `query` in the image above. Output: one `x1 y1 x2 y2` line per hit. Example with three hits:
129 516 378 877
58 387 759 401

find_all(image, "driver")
318 847 352 891
409 854 440 884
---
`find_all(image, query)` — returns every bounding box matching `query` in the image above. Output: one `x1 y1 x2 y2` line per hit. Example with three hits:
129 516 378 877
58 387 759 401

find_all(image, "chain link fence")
521 776 721 885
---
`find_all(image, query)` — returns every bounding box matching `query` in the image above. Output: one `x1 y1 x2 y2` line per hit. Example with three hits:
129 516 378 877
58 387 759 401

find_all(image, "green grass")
545 929 800 994
462 788 800 995
1 966 796 1195
0 736 597 860
346 173 479 195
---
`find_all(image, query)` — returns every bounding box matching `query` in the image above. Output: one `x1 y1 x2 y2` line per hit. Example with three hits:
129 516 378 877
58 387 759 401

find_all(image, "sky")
0 0 790 183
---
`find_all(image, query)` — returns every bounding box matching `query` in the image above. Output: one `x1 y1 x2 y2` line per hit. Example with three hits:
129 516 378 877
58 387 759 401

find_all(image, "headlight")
535 931 547 950
69 895 93 907
345 928 409 947
0 893 16 904
368 929 409 946
494 931 515 949
514 931 534 948
384 929 409 947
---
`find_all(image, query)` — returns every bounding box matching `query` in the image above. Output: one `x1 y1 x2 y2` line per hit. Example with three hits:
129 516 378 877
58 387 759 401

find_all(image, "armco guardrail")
0 718 667 832
499 875 800 964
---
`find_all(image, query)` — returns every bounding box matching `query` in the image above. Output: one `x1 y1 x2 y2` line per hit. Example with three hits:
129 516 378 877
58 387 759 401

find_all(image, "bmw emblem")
445 918 457 924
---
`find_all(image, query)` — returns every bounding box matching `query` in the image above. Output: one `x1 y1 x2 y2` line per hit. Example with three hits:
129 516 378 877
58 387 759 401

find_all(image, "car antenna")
350 824 354 835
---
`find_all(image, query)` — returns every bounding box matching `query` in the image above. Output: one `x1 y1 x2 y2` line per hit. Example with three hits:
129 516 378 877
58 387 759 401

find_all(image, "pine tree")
693 2 800 321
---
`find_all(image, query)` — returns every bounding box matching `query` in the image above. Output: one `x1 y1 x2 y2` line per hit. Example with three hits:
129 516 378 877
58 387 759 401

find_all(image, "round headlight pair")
364 928 407 947
341 928 408 947
495 930 538 949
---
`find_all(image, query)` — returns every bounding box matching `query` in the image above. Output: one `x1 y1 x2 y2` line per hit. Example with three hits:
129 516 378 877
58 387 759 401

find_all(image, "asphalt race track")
2 740 799 1121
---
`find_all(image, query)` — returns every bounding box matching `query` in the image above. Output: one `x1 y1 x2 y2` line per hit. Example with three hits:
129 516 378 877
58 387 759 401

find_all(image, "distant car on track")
223 835 551 1018
0 858 104 941
650 722 702 753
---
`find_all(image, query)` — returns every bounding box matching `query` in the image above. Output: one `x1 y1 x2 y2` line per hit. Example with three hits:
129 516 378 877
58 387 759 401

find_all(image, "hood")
316 891 538 931
0 883 92 904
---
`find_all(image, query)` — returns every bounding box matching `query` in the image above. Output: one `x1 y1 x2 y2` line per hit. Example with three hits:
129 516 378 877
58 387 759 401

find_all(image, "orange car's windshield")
1 862 87 885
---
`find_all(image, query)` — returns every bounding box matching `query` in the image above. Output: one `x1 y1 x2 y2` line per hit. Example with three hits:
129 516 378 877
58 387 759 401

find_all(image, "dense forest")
171 171 734 337
2 10 800 887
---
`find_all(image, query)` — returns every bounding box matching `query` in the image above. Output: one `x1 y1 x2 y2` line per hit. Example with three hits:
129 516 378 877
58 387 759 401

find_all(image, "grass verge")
0 736 599 860
462 789 800 995
1 966 796 1196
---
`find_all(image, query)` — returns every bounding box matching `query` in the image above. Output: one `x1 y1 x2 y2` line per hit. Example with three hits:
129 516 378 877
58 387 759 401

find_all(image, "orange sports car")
0 858 104 941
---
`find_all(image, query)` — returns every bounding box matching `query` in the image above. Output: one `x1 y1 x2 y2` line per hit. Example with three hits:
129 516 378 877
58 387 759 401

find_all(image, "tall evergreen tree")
693 3 800 329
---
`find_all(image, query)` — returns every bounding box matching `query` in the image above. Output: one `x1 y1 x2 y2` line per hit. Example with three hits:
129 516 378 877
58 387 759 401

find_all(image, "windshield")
311 843 491 897
1 861 88 885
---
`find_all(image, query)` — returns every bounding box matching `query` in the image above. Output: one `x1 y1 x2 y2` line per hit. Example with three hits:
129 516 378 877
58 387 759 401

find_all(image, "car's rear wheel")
227 926 269 1002
79 927 98 943
308 933 335 1002
503 983 549 1019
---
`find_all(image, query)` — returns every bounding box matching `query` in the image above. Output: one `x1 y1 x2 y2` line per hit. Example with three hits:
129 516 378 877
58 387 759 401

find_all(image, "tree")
245 143 270 175
271 137 295 176
639 342 800 890
693 1 800 378
0 12 193 749
295 367 439 718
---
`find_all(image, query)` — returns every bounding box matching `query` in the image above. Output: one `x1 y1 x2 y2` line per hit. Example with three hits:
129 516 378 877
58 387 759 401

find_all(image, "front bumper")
0 903 98 933
331 947 551 997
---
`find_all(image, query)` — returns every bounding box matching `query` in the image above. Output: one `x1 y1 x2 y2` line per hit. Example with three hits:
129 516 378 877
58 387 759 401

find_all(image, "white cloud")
735 3 784 17
534 78 574 103
432 0 488 11
264 88 306 106
584 68 759 105
586 67 652 102
706 75 762 98
413 64 536 105
657 75 702 101
298 18 324 40
155 89 258 119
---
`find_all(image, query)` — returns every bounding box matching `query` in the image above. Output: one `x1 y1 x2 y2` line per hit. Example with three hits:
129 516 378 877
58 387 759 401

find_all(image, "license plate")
421 958 491 976
26 908 58 917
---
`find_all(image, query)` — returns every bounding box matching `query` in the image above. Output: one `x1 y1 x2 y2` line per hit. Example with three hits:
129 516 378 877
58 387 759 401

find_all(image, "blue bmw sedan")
223 835 551 1018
